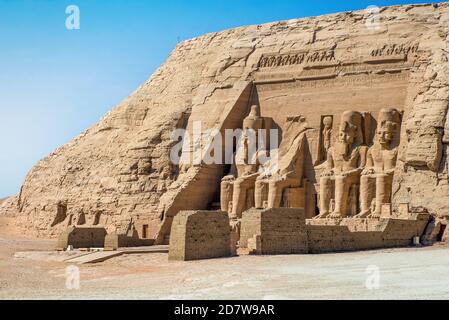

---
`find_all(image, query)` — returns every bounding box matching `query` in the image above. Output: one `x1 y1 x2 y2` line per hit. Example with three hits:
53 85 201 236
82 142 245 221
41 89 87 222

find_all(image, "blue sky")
0 0 442 197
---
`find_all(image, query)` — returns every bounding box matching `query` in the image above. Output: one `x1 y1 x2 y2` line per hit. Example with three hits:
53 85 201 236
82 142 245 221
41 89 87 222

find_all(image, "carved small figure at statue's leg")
254 180 267 209
367 199 378 218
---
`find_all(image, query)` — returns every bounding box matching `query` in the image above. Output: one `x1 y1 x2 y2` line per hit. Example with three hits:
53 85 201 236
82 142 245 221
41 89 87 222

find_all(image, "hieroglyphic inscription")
370 43 419 58
258 43 418 70
258 50 336 68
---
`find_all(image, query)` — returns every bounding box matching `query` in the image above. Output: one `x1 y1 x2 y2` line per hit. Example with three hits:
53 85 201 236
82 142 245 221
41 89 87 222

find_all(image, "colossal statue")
254 115 308 209
220 105 265 220
357 108 402 218
316 111 368 219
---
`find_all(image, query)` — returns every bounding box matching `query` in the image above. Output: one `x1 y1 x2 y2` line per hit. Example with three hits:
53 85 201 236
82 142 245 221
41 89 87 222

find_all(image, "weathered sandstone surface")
2 3 449 242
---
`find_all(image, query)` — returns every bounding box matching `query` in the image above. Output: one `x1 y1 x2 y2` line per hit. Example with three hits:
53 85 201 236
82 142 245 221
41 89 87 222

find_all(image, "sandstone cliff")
2 3 449 241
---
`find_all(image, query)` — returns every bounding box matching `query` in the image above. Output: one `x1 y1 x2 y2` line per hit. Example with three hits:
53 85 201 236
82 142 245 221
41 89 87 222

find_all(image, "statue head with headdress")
376 108 401 147
337 111 364 147
243 105 263 132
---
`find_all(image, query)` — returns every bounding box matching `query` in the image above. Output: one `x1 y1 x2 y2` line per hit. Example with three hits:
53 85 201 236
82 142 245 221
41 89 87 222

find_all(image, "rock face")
2 3 449 242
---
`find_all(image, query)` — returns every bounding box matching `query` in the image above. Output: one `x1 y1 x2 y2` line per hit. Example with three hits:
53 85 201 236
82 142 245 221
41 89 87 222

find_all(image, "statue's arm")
343 147 369 177
222 163 237 181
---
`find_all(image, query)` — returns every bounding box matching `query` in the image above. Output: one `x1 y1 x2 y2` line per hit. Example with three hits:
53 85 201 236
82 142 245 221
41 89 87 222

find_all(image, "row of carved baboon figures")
259 50 335 68
221 105 403 220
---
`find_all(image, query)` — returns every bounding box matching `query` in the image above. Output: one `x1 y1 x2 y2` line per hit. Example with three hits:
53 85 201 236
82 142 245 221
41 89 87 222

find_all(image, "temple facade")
2 3 449 250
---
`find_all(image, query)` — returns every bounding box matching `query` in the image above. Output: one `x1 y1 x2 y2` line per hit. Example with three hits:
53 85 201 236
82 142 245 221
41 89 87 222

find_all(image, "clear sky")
0 0 443 197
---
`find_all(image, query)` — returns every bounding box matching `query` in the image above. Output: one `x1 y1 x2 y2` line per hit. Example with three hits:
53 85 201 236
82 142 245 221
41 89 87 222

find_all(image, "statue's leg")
333 175 348 217
220 180 233 212
374 173 392 217
231 179 247 220
318 176 332 217
267 179 292 208
254 180 267 209
267 180 282 208
359 175 375 217
231 177 257 219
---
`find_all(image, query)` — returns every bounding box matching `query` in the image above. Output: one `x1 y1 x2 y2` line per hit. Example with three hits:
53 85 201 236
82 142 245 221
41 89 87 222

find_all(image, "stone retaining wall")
169 211 231 261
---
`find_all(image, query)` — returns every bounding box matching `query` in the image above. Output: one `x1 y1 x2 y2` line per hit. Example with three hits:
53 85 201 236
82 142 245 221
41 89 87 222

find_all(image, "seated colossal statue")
357 108 402 218
316 111 368 219
254 115 309 210
220 105 271 220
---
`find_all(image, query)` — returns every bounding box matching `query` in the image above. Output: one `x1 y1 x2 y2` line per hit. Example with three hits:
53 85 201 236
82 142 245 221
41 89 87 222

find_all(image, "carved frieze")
258 49 336 69
257 43 418 71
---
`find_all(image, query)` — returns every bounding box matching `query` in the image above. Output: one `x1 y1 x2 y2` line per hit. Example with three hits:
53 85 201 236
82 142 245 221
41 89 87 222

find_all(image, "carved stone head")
323 116 333 129
243 105 263 131
338 122 357 145
376 108 401 147
338 111 363 146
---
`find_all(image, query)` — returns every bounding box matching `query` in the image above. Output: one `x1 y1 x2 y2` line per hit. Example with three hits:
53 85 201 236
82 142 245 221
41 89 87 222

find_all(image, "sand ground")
1 217 449 300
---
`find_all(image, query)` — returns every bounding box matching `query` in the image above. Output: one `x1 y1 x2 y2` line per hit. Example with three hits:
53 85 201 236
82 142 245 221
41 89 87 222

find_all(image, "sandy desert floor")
1 217 449 300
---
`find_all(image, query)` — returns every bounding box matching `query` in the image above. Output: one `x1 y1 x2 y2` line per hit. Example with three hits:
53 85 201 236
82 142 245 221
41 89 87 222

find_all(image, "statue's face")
377 122 396 146
338 122 356 145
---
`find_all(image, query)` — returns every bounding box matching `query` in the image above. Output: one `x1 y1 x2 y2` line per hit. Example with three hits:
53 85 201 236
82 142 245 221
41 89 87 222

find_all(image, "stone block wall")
168 211 231 261
307 214 431 253
56 227 107 250
240 208 308 255
104 233 152 251
239 208 431 255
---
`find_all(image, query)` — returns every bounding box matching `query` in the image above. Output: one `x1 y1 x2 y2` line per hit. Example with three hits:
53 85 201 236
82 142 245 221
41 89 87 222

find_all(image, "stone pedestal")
169 211 231 261
240 208 308 255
